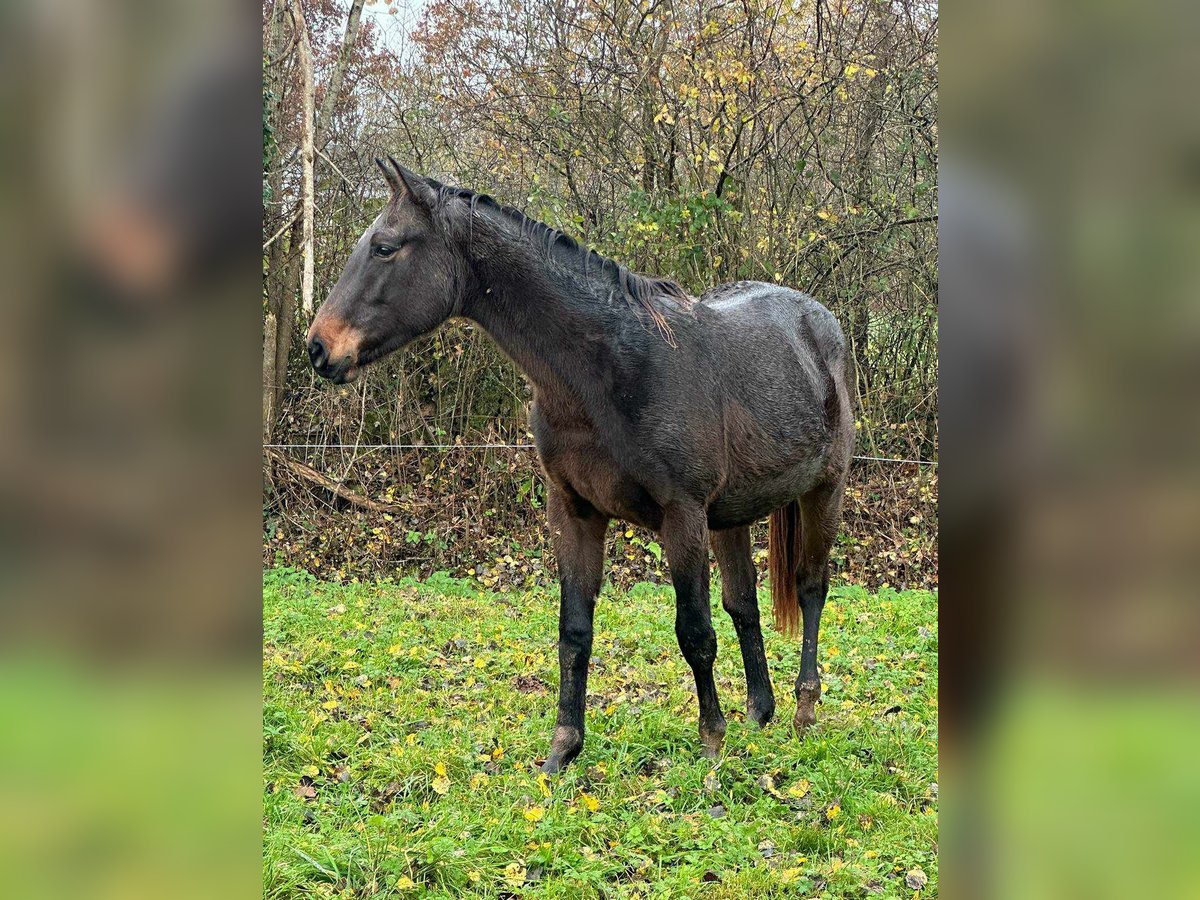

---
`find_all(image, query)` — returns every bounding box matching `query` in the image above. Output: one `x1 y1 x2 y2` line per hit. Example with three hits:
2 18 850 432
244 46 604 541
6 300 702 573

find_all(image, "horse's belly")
706 456 827 530
707 488 791 531
540 450 664 530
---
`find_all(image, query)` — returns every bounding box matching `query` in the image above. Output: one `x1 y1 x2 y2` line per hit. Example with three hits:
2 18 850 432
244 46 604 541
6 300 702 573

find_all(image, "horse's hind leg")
794 478 846 732
662 505 727 757
711 526 775 727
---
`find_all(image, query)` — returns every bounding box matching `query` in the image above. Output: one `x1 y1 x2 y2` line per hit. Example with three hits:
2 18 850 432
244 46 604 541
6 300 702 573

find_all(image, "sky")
360 0 427 55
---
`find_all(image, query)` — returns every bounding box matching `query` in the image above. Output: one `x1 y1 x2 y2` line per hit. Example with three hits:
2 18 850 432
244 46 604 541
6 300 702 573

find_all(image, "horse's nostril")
308 337 327 368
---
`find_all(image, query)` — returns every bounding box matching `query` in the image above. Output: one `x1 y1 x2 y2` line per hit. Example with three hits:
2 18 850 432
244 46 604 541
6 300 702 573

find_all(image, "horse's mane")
427 178 692 343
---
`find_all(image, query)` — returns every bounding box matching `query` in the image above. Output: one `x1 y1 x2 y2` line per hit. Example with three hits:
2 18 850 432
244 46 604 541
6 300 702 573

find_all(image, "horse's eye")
373 244 398 259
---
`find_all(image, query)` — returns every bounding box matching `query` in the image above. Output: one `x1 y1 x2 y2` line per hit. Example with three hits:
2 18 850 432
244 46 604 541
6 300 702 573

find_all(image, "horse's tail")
769 501 802 636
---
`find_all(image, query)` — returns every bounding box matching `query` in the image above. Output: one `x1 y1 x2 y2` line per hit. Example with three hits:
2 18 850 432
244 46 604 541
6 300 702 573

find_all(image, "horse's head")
306 158 465 383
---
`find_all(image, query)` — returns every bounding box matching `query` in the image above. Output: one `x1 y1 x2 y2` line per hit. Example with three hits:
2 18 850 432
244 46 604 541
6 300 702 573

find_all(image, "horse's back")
693 280 847 417
698 281 846 361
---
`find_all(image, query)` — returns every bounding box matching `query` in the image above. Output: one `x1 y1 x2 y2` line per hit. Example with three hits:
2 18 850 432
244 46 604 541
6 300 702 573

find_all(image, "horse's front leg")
541 487 609 774
662 504 727 758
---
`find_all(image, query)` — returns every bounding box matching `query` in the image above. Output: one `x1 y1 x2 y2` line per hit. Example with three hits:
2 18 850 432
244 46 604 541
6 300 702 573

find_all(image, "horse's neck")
464 254 613 405
463 246 664 480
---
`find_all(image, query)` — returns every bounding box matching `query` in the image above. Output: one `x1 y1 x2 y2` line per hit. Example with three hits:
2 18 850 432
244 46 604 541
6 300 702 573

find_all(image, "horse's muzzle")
307 335 359 383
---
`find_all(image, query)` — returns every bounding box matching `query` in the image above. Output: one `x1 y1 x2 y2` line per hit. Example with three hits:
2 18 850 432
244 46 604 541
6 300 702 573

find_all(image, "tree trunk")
262 0 290 443
316 0 366 151
263 311 278 442
265 0 365 425
847 11 896 402
290 0 316 318
273 219 303 422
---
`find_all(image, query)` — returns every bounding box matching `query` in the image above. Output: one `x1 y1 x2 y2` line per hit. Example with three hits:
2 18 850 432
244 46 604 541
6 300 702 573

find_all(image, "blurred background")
0 0 1196 896
0 0 261 897
941 0 1200 896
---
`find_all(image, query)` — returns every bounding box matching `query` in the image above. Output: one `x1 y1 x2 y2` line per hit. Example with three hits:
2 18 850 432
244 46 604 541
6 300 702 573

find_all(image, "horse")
306 158 855 772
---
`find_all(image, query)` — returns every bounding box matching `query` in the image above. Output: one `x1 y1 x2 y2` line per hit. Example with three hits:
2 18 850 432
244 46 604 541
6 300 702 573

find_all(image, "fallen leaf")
905 867 928 890
512 674 547 694
758 774 783 797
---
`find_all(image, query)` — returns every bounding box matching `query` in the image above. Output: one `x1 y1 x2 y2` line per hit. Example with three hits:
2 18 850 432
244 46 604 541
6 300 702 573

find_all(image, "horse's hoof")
748 697 776 728
542 725 583 773
793 708 817 734
794 682 820 735
700 718 727 758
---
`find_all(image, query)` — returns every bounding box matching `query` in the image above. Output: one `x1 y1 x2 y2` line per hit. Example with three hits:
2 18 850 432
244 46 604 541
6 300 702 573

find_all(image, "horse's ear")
375 157 403 197
388 156 438 213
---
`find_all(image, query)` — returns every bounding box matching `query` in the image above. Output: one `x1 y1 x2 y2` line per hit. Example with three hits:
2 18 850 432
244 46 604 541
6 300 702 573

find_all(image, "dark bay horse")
307 159 854 772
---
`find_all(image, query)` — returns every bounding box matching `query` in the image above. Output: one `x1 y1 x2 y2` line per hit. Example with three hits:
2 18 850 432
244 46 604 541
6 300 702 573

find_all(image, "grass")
263 568 938 899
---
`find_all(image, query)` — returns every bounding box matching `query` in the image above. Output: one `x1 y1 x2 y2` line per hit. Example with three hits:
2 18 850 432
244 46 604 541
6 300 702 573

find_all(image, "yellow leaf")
760 774 783 797
435 761 447 776
432 775 451 795
396 875 416 890
523 805 545 822
322 700 339 710
580 792 600 812
470 773 489 789
492 746 505 760
536 772 552 797
826 803 841 820
504 863 526 885
787 778 811 798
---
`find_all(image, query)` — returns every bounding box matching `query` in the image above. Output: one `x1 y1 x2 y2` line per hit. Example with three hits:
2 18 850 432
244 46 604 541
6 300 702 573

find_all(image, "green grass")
264 568 938 899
